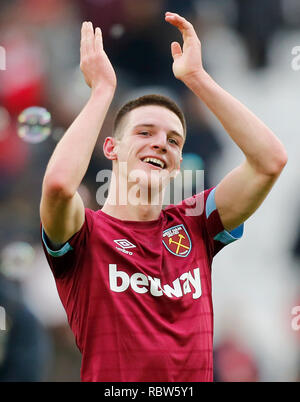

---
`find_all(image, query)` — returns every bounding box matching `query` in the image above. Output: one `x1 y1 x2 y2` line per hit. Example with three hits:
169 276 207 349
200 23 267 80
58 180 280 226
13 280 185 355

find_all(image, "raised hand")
80 21 117 92
165 12 204 83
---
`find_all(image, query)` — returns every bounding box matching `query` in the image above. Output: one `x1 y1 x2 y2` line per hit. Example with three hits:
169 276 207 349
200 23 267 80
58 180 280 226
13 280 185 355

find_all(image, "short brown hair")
113 94 186 139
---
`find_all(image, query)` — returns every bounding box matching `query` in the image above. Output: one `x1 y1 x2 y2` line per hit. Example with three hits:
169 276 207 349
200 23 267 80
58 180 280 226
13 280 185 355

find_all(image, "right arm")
40 21 116 246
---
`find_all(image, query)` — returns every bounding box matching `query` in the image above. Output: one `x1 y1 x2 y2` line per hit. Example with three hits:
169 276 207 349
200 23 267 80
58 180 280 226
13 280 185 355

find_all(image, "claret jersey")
41 187 243 382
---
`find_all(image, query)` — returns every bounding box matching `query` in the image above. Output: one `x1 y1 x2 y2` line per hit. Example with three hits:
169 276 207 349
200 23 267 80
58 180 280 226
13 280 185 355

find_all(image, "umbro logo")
114 239 136 256
114 239 136 249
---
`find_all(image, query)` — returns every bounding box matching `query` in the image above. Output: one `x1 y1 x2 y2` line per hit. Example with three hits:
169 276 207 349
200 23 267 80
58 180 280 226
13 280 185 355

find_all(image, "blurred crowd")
0 0 299 382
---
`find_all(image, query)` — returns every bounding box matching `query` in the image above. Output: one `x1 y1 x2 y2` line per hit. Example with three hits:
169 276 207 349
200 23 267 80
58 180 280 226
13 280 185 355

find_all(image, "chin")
127 176 166 207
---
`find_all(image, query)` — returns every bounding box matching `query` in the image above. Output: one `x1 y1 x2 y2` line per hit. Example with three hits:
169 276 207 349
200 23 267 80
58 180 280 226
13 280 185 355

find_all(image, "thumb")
171 41 182 60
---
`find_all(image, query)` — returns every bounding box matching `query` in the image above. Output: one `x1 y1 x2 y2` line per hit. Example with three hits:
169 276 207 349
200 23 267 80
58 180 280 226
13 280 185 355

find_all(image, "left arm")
165 11 287 231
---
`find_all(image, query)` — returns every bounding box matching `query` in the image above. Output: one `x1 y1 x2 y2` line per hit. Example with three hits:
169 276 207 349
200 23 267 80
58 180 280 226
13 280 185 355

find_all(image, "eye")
168 137 178 145
139 131 150 136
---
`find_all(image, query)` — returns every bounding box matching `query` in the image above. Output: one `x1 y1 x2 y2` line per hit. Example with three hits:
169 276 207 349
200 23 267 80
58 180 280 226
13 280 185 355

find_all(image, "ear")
103 137 118 160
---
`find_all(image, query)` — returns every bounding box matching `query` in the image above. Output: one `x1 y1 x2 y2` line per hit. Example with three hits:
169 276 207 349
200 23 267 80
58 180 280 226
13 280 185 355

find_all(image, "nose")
151 132 167 153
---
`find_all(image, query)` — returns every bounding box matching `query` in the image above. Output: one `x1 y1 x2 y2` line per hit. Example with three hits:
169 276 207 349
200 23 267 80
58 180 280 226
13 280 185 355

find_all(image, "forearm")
43 87 114 196
184 71 287 175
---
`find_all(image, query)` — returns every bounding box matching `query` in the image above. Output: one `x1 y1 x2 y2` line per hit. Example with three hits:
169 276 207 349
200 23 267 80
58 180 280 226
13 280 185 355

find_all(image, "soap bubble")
0 241 35 281
109 24 125 39
17 106 51 144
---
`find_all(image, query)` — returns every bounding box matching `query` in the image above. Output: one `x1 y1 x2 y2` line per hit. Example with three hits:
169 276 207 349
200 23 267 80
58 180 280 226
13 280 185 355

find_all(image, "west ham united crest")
162 224 192 257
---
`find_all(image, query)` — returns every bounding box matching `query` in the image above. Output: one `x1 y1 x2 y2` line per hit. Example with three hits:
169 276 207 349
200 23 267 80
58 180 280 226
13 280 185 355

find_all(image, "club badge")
162 224 192 257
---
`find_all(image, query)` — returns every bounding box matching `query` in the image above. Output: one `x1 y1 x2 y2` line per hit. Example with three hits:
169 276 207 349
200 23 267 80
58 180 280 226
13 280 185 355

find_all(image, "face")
112 105 185 196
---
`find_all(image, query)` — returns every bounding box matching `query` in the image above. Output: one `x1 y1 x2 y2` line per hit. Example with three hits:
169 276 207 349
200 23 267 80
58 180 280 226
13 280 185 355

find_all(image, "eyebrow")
133 124 184 140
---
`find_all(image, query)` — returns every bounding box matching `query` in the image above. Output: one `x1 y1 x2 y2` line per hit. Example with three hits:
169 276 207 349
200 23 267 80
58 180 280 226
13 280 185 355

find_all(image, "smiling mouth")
141 157 166 169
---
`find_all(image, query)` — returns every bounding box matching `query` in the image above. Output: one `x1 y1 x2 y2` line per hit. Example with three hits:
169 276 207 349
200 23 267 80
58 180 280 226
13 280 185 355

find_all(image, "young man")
40 12 287 381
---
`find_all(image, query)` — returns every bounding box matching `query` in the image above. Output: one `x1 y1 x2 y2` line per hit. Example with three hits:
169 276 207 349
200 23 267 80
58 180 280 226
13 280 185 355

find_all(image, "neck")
101 180 165 221
102 201 162 221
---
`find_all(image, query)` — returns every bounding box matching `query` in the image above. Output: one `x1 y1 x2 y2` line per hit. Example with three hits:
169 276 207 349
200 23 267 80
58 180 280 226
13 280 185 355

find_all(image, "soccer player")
40 12 287 381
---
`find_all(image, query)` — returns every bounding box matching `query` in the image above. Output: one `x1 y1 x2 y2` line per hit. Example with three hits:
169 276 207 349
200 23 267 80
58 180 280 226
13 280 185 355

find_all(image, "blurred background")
0 0 299 382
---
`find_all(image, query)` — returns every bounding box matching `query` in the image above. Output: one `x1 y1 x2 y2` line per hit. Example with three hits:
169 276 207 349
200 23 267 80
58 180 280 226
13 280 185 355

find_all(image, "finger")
165 12 196 41
80 21 87 59
171 41 182 60
165 12 192 33
86 21 94 54
94 27 103 53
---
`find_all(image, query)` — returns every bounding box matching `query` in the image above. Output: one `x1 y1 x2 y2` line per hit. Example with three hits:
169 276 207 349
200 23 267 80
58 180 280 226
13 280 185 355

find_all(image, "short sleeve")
181 186 244 258
40 208 95 278
204 187 244 256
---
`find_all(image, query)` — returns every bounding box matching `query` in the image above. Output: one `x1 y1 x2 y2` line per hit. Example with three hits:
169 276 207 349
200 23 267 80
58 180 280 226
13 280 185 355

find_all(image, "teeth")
142 157 165 169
